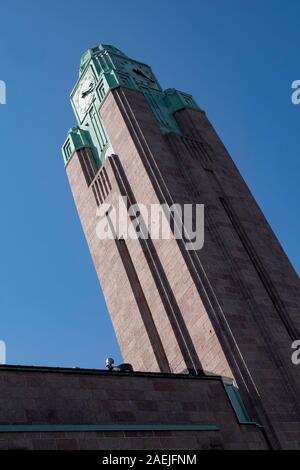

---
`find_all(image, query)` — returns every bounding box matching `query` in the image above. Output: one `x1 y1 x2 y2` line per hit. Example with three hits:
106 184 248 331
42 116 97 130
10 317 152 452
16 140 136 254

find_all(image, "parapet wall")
0 365 268 450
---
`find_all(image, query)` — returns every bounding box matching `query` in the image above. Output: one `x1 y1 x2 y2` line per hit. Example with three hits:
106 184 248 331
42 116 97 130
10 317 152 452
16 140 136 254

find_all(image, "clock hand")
81 82 95 98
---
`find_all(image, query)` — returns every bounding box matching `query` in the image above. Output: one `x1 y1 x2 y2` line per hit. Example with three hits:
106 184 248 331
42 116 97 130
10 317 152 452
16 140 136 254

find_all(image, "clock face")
115 59 159 89
72 68 96 122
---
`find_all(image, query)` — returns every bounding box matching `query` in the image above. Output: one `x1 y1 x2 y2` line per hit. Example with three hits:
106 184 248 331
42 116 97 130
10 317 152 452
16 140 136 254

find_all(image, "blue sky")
0 0 299 368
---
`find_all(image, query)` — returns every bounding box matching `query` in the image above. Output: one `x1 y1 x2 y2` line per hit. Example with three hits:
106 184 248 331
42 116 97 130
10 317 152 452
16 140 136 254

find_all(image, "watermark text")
95 196 205 251
0 80 6 105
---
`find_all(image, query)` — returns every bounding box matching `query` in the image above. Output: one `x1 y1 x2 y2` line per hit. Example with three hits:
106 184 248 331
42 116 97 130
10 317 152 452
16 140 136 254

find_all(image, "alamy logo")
0 80 6 105
291 80 300 105
95 196 205 251
0 341 6 364
291 340 300 365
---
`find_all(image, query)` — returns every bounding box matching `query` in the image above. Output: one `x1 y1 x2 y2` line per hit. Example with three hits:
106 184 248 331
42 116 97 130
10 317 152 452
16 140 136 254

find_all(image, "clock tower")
63 44 300 449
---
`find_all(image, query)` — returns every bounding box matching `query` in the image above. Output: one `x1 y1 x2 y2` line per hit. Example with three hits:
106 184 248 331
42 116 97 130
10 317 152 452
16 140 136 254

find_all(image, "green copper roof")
63 44 204 167
79 44 127 76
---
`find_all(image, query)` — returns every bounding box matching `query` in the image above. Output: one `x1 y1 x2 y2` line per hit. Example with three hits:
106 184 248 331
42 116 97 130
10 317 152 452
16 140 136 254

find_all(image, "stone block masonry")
0 365 267 450
63 45 300 449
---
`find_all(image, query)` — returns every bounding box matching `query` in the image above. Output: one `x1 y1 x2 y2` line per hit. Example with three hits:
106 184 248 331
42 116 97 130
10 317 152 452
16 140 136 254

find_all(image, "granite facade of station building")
0 365 267 450
1 44 299 450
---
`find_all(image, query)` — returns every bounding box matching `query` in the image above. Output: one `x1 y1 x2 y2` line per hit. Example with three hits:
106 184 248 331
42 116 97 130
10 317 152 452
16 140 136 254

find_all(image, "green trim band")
223 382 252 424
0 424 219 433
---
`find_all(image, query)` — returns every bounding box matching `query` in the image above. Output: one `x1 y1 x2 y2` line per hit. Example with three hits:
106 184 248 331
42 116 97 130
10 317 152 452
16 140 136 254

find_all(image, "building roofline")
0 363 226 382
